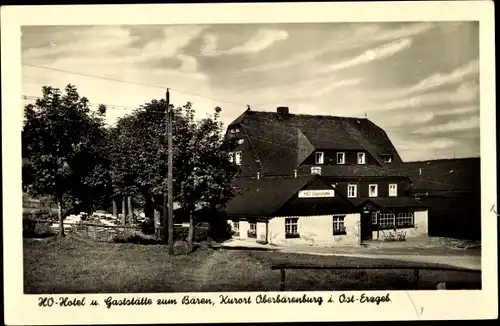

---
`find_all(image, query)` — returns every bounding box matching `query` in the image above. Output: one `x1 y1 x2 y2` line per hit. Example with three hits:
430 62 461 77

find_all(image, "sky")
21 22 480 162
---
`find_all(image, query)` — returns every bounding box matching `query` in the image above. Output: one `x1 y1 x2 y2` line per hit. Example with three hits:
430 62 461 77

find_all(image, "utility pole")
164 88 174 254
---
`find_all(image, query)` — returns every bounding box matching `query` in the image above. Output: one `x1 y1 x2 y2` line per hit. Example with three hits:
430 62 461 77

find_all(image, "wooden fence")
271 263 481 291
25 219 208 243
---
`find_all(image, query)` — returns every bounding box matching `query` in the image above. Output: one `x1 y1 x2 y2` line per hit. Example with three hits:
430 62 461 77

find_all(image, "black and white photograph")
2 2 497 324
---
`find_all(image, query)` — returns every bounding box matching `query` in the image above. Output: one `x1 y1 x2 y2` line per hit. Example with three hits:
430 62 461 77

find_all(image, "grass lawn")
24 236 481 294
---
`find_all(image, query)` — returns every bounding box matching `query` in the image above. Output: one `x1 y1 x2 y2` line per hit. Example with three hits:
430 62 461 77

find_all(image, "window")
315 152 324 164
389 184 398 197
357 152 366 164
285 218 299 238
333 215 346 235
396 212 414 227
371 212 378 225
311 166 322 175
248 222 257 238
378 213 395 228
383 155 392 163
235 128 240 133
235 151 242 165
237 139 244 145
337 152 345 164
369 184 378 197
347 184 357 198
228 152 234 163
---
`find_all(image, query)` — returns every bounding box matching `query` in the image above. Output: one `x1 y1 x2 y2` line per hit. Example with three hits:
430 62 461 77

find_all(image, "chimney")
294 169 298 178
257 172 261 180
277 106 289 115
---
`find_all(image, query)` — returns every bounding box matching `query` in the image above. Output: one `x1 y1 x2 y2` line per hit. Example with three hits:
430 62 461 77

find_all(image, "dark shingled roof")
397 157 480 192
228 109 403 177
351 197 429 209
296 165 407 178
225 175 317 217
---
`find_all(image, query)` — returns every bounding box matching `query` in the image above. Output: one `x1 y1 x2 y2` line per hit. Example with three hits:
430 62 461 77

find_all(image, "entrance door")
360 211 372 241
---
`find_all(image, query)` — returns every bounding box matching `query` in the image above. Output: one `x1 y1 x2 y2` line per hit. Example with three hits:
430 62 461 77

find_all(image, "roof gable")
225 175 317 217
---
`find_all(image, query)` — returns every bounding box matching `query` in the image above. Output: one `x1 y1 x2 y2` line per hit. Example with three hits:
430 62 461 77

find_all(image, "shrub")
206 215 233 241
173 225 208 242
23 218 55 238
383 230 407 242
173 240 193 255
140 218 155 235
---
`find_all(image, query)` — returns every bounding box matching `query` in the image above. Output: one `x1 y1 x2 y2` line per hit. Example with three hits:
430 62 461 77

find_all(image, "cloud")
410 59 479 93
137 25 207 61
288 79 361 99
379 80 479 112
242 23 432 74
381 112 435 128
324 38 412 73
206 28 288 56
411 117 479 135
397 138 459 151
23 26 138 61
434 105 479 116
201 33 218 56
177 54 198 73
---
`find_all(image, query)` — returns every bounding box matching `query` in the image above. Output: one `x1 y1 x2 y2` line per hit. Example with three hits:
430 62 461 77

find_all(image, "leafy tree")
110 100 239 249
173 104 239 245
22 84 111 237
109 100 167 224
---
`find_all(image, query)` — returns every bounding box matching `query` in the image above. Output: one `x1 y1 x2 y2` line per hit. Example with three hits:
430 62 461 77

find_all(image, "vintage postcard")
1 1 497 324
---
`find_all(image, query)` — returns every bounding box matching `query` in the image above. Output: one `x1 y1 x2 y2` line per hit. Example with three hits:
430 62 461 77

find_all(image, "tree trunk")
127 196 134 223
154 209 161 239
57 199 65 238
187 208 195 246
112 198 117 218
144 196 154 219
121 196 126 225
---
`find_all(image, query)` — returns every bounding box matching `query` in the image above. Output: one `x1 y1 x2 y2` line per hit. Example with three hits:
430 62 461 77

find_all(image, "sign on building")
298 189 335 198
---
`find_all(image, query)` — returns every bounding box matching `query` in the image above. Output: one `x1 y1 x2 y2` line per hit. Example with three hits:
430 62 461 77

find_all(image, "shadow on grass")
112 235 164 245
23 231 58 239
212 246 279 252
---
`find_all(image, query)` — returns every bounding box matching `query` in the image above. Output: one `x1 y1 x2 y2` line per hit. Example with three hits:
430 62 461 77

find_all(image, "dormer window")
382 155 392 163
389 184 398 197
311 166 322 175
337 152 345 164
357 152 366 164
347 184 357 198
315 152 324 164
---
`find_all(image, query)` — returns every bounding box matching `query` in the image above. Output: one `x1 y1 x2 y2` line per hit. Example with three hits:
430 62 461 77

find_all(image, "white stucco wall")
372 209 428 240
414 210 428 236
333 213 361 246
256 222 267 243
267 214 361 247
238 220 249 240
